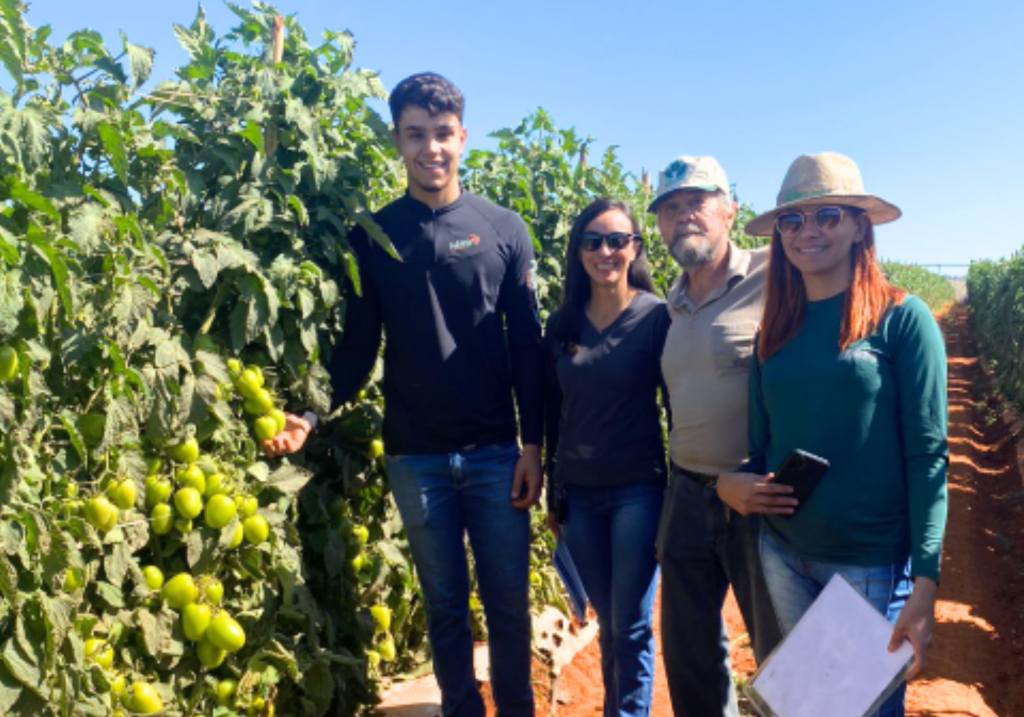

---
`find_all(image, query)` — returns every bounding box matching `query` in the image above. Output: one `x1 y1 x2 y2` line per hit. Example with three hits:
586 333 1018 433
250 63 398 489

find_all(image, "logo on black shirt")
449 234 481 252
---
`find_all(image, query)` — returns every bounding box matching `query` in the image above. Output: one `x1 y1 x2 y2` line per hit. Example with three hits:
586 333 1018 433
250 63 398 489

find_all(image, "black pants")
656 473 782 717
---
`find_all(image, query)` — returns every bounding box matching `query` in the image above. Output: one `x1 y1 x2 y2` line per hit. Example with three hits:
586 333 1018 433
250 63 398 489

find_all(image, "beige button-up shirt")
661 245 768 474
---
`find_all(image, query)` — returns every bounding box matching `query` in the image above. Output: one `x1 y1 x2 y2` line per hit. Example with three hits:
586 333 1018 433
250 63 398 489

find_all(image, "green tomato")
162 573 199 609
174 517 194 534
254 415 279 442
174 487 203 520
63 568 84 592
367 439 384 460
204 472 228 497
350 524 370 548
145 475 173 508
176 464 206 493
207 612 246 653
216 678 238 706
196 638 227 668
268 408 287 433
236 369 263 399
142 566 164 591
237 495 259 518
370 604 391 634
205 494 237 530
146 456 163 476
350 553 366 574
182 602 212 641
84 496 119 533
127 681 163 715
243 515 270 545
0 345 17 382
110 672 127 699
85 638 114 669
226 358 243 375
108 478 137 510
378 636 396 662
151 504 174 535
66 482 79 498
204 578 224 605
79 413 106 444
168 438 200 464
243 388 275 416
228 522 244 549
366 649 381 667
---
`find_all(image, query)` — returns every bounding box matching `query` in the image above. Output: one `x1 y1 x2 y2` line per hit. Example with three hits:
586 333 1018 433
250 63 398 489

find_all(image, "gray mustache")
674 225 704 240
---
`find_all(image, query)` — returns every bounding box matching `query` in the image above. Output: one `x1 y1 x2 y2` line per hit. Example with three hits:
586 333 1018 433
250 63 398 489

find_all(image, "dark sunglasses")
775 206 860 236
579 232 641 252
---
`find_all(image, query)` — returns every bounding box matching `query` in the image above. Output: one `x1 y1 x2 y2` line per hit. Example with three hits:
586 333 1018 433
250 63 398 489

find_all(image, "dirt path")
548 304 1024 717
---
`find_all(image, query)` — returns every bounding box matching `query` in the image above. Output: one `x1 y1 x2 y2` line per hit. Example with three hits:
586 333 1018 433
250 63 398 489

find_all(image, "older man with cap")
652 156 785 717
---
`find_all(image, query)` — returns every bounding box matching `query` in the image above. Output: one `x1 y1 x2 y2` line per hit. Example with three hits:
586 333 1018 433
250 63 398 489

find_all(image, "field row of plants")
967 253 1024 410
880 261 956 311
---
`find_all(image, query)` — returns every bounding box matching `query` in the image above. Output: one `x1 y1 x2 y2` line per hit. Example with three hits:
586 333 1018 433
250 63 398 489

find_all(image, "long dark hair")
758 214 905 362
549 198 655 352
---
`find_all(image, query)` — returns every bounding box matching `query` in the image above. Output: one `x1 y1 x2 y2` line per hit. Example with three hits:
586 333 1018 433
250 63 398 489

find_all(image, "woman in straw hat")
720 152 948 716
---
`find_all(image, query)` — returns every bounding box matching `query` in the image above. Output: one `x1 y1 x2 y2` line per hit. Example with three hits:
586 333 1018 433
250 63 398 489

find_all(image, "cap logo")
664 160 691 184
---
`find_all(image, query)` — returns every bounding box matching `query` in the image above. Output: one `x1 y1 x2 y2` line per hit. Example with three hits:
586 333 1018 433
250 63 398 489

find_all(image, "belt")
670 462 719 489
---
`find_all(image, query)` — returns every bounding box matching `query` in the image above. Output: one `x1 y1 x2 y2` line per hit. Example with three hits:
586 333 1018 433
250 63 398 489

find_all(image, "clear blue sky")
25 1 1024 271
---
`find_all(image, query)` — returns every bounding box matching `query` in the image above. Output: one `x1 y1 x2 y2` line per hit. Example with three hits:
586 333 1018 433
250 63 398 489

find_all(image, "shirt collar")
402 186 467 215
669 242 752 311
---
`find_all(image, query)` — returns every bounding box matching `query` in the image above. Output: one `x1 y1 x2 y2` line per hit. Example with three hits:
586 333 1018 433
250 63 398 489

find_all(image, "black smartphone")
774 449 830 506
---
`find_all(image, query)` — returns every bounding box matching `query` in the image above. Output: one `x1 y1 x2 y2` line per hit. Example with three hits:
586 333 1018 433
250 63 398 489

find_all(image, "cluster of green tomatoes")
226 359 288 444
75 437 271 547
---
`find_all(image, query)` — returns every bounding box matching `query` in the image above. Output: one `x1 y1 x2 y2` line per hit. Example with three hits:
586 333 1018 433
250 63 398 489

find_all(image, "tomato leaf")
265 463 313 496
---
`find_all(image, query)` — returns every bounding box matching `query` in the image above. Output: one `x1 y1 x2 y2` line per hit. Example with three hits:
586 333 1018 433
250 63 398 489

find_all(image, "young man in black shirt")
266 73 543 717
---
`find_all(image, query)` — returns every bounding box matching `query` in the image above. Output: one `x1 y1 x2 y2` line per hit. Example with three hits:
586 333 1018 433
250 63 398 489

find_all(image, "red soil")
532 305 1024 717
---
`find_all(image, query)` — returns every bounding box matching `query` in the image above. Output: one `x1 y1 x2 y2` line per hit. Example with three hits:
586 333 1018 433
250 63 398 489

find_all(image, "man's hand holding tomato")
261 414 314 458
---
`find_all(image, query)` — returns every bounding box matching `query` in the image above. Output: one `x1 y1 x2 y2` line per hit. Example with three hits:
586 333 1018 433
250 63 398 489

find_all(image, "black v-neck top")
544 291 670 490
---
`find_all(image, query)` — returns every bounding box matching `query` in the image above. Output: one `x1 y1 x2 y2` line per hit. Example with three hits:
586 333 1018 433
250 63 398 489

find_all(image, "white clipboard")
746 573 914 717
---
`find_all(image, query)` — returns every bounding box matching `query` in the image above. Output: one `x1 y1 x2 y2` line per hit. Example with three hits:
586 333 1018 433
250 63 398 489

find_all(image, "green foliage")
881 261 956 311
968 253 1024 410
0 2 415 714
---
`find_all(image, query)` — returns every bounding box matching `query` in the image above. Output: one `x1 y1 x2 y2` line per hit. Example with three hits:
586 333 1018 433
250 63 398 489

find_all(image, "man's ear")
725 199 738 230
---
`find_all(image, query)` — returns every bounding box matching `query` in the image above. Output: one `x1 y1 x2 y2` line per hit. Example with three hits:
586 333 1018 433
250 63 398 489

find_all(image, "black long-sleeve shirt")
544 292 671 509
329 190 544 455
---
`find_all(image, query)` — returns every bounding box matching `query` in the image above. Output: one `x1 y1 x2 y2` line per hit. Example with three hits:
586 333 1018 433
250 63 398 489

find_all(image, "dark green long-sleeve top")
747 293 948 582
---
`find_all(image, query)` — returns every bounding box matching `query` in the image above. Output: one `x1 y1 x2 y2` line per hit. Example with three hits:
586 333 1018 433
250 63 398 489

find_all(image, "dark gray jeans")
656 471 782 717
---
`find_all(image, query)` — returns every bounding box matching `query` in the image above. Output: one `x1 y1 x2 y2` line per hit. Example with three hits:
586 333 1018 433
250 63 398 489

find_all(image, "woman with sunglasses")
717 153 947 717
544 198 669 717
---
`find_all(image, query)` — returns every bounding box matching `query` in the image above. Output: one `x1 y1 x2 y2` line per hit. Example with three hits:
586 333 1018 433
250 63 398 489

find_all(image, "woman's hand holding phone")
716 472 799 516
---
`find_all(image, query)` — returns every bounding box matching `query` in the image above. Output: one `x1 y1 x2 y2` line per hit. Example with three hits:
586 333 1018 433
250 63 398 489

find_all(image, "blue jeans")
386 441 533 717
657 473 782 717
759 528 913 717
562 483 663 717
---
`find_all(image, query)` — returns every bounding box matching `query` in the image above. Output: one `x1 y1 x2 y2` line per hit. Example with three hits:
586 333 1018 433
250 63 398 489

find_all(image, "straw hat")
745 152 901 236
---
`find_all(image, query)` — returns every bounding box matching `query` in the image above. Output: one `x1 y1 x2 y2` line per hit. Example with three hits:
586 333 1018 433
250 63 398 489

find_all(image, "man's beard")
669 226 717 269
